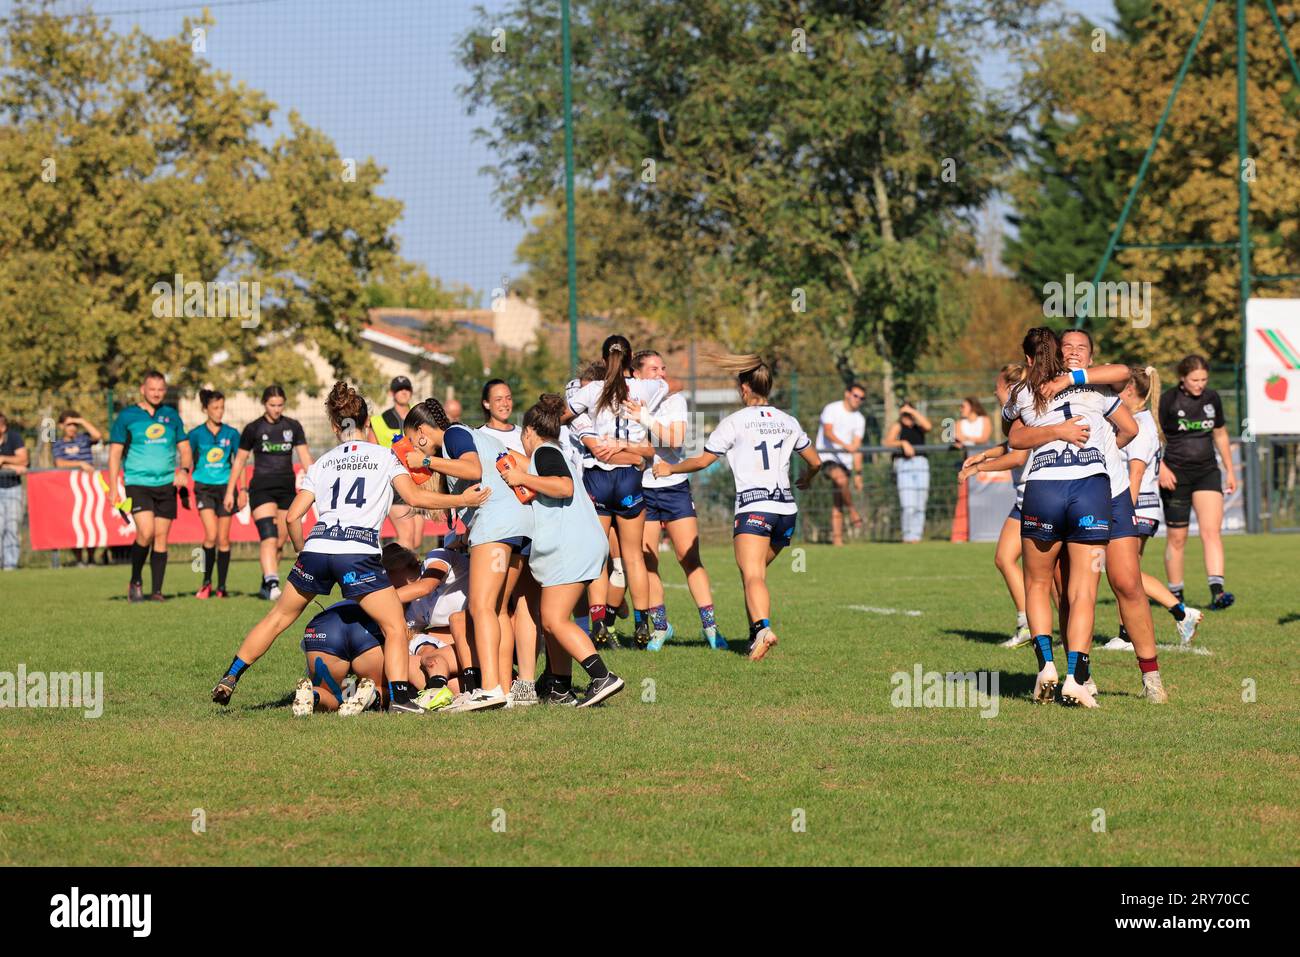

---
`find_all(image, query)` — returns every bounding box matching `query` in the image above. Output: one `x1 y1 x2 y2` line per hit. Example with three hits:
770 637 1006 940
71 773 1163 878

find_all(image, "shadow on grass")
1279 613 1300 626
107 589 255 602
245 692 295 712
943 628 1009 645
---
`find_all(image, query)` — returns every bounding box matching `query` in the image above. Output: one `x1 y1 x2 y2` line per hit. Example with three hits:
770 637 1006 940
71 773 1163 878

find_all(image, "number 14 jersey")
303 440 405 554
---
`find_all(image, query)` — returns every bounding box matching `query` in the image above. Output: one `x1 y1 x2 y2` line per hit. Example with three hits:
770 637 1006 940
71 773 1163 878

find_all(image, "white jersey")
1005 383 1120 484
998 409 1028 507
404 547 469 630
704 405 811 516
642 391 690 489
567 377 669 470
302 440 404 555
478 423 525 456
1124 409 1164 519
558 378 589 476
815 401 865 470
1091 385 1129 498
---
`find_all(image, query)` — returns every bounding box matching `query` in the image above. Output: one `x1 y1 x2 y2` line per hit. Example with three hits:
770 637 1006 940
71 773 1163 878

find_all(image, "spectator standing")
884 402 932 543
107 371 192 601
949 396 991 544
53 411 103 565
0 412 29 570
815 384 867 546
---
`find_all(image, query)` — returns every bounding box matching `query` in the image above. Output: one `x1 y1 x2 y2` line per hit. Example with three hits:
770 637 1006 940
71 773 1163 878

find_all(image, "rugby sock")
1117 625 1130 642
1168 581 1184 602
202 546 216 584
1016 611 1028 630
589 604 607 627
1066 651 1079 678
1032 635 1053 670
1169 601 1187 622
1137 655 1160 674
461 666 481 692
388 680 415 704
225 656 249 681
580 654 609 681
150 550 167 594
553 674 572 694
651 605 668 631
216 550 231 590
749 618 771 640
129 543 149 584
427 675 448 690
575 615 590 635
1208 576 1225 600
1073 652 1090 683
633 608 648 627
699 604 717 630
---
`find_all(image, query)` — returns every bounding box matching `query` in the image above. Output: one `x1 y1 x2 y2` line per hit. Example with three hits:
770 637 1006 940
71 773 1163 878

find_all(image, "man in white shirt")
815 384 867 546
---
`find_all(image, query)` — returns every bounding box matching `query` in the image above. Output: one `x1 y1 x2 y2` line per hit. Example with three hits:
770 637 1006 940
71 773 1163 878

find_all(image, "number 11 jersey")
303 440 405 554
704 405 810 516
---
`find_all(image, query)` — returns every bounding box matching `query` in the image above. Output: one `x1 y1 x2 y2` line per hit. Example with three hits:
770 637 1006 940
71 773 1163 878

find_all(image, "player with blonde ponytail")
654 352 820 661
1110 364 1203 648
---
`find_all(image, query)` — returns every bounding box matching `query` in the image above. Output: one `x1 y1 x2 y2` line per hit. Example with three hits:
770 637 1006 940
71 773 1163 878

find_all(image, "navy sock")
1067 650 1079 678
1032 635 1053 670
225 656 249 681
650 604 668 631
1169 601 1186 622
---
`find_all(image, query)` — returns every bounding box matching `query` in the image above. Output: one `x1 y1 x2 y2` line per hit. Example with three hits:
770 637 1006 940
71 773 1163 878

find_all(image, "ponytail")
1129 364 1164 444
707 351 773 399
595 335 633 416
405 396 453 434
1013 327 1065 415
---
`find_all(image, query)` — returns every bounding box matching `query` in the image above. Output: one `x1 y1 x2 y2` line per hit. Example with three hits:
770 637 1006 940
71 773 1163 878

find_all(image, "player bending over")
211 381 489 714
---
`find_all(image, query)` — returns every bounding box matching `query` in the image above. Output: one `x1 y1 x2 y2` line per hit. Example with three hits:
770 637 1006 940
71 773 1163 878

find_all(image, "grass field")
1 535 1297 866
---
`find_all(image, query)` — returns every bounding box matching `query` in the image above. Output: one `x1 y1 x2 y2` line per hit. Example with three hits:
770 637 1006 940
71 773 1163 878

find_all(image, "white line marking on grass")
847 605 923 617
664 583 690 590
1155 643 1213 656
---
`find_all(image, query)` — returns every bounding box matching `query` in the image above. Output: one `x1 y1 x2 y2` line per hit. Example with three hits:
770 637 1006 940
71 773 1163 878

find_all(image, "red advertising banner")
24 468 448 550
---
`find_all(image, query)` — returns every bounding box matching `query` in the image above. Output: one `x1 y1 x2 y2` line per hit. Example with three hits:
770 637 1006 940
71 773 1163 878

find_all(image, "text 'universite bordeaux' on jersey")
704 405 810 516
302 440 404 555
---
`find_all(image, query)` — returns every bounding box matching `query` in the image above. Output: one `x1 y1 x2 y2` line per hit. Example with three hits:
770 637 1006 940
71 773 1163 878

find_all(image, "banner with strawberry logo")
1245 300 1300 435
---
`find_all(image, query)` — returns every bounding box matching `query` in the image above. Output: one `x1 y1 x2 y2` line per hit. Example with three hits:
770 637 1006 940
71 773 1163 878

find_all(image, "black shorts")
249 482 296 511
194 482 231 517
126 483 177 520
821 460 851 479
1159 463 1222 528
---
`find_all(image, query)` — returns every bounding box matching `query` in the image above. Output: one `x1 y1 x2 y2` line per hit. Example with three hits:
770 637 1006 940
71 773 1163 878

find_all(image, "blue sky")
14 0 1119 306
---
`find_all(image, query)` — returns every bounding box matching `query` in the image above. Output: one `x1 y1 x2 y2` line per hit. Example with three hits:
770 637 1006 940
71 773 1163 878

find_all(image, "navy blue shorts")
1007 503 1022 522
1109 491 1141 540
1020 475 1112 543
583 466 645 518
300 601 383 660
288 551 390 600
644 482 696 523
733 510 797 553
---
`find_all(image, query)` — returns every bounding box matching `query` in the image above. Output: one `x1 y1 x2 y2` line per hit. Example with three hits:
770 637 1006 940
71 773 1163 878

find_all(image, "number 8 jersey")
704 405 811 515
303 440 405 554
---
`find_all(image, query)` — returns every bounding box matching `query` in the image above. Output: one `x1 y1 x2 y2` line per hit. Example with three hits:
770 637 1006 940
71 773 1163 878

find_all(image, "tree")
365 258 477 312
0 3 406 418
460 0 1057 400
1006 0 1300 363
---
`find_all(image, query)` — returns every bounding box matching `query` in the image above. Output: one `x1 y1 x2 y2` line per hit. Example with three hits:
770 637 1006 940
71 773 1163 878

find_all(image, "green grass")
1 536 1297 866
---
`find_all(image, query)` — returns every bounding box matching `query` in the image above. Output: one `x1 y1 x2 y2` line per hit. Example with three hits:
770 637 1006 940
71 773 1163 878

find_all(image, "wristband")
1070 369 1088 386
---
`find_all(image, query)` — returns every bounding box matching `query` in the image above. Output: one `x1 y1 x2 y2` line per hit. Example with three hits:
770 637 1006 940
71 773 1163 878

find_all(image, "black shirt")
382 407 405 432
240 415 307 488
892 420 928 460
1158 385 1224 472
534 445 570 478
0 429 24 489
